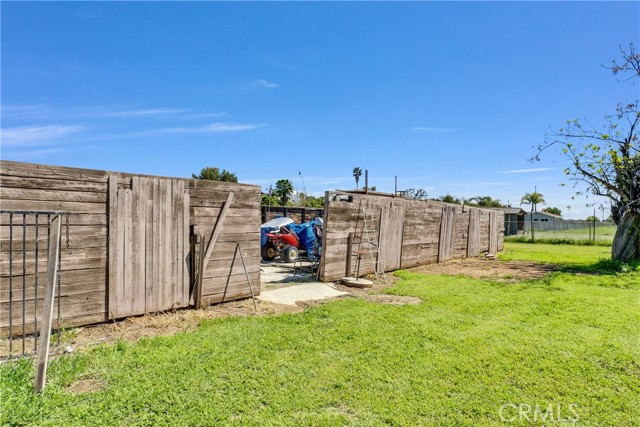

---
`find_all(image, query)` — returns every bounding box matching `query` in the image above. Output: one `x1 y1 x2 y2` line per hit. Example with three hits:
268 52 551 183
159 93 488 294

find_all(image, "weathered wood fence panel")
489 210 498 256
319 191 504 282
108 177 190 318
438 206 456 263
1 160 261 337
467 208 481 257
378 206 405 271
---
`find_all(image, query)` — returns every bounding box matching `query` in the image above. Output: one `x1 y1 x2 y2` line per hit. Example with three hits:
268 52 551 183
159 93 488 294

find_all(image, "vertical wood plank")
162 179 172 310
378 207 389 271
115 188 127 318
152 178 160 312
34 215 61 392
107 175 118 319
130 177 140 315
182 190 190 306
467 208 481 257
438 207 447 263
135 178 148 314
170 180 179 309
145 178 154 313
157 179 165 310
449 207 457 261
391 206 405 270
195 236 205 309
123 189 133 316
489 211 498 255
438 206 456 263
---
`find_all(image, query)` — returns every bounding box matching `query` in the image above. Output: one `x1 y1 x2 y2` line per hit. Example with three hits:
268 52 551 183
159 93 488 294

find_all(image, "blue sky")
2 1 638 219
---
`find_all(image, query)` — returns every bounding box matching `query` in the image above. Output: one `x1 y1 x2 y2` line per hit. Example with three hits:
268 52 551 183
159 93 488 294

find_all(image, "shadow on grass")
559 258 640 275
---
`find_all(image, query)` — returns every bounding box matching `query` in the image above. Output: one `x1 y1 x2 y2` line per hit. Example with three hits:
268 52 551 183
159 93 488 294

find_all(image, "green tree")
353 167 362 189
405 188 429 200
274 179 294 206
304 195 325 208
466 196 504 207
543 207 562 216
192 166 238 182
535 44 639 261
521 191 545 241
438 194 462 204
586 215 601 222
261 194 280 206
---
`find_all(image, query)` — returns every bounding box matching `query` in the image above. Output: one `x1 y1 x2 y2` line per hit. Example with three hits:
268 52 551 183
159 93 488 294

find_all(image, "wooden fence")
260 206 324 224
318 191 504 282
1 160 261 336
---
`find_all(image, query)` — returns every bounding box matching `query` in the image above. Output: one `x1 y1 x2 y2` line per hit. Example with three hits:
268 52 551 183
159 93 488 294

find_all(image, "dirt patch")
406 257 555 282
67 376 106 394
363 294 422 305
2 299 302 358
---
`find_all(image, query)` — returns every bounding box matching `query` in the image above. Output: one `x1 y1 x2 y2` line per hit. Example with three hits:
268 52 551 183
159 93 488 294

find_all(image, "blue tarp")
284 222 316 255
261 218 323 259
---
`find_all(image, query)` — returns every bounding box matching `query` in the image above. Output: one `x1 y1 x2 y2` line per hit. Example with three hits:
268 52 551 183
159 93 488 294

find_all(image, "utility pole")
365 170 369 195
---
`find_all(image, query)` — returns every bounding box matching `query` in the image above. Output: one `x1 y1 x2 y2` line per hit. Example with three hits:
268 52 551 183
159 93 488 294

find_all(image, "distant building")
488 207 526 236
524 211 563 223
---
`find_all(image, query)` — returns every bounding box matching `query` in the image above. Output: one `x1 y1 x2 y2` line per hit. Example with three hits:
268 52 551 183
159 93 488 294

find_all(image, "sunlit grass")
2 243 638 426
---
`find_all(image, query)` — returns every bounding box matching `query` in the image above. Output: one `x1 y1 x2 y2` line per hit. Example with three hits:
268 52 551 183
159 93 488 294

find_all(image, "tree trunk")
612 210 640 262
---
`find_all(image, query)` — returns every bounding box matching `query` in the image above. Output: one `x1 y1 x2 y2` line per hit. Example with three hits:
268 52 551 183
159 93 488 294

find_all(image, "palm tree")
353 167 362 189
274 179 294 206
521 191 545 241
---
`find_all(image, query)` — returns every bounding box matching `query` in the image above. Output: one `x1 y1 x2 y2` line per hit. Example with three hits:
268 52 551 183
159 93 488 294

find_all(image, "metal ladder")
352 200 386 281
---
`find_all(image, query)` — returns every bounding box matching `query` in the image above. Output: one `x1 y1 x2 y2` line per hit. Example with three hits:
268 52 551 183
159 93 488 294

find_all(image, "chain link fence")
505 219 616 245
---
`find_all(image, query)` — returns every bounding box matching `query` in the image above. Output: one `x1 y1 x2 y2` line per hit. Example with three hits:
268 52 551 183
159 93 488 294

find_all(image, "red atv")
261 226 301 263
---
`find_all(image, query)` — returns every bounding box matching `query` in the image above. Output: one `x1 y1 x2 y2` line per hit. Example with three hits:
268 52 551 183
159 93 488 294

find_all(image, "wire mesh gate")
1 210 65 361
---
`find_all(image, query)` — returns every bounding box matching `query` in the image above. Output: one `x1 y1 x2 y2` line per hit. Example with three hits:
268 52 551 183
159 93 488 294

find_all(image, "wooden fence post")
345 232 354 277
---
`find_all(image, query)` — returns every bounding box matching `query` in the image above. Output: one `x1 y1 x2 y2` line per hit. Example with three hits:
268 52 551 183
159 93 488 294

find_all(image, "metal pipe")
22 214 26 354
35 214 39 352
9 213 13 357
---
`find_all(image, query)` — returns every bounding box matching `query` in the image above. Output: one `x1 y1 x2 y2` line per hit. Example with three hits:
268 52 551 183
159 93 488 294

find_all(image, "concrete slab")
257 282 348 306
261 262 317 284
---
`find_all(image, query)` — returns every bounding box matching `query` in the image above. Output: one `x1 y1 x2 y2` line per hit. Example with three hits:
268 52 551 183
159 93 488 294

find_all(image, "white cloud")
255 79 279 88
163 122 265 134
410 127 461 133
1 104 201 120
498 168 554 174
96 108 187 117
1 125 85 146
1 104 54 120
232 79 280 92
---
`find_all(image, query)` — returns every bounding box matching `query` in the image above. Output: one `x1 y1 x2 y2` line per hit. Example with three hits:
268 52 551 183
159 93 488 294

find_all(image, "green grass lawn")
2 245 639 426
505 225 617 246
499 242 613 267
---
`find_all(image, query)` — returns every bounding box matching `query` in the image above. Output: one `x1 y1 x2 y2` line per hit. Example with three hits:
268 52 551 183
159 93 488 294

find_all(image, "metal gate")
1 211 64 360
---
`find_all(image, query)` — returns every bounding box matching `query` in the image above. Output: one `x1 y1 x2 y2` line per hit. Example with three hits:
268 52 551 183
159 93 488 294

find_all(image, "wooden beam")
194 236 205 310
236 243 257 311
345 232 354 277
34 215 61 392
107 175 118 319
200 192 234 275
